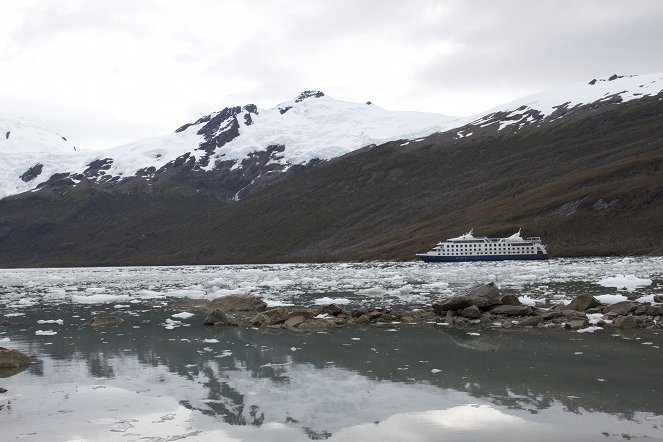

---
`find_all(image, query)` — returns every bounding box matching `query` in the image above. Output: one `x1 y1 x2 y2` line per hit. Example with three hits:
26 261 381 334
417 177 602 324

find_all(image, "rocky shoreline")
2 282 660 383
174 283 663 334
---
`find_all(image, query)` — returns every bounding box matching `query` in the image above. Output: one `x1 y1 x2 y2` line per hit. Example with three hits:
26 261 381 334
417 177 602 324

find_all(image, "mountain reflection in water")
1 303 662 441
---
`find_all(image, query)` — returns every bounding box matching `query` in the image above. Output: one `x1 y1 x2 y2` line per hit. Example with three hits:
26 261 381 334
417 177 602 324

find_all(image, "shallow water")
1 259 663 441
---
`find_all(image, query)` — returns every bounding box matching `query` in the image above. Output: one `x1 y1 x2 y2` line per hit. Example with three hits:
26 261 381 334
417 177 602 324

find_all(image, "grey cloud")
412 1 663 94
9 0 156 50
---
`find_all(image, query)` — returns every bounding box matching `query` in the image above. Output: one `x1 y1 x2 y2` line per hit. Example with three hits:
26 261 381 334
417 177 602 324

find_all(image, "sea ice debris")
37 319 64 325
598 274 652 291
313 297 351 305
594 294 628 305
172 312 195 319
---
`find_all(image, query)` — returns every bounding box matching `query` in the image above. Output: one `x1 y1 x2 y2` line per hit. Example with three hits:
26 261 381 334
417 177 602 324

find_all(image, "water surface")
1 259 662 441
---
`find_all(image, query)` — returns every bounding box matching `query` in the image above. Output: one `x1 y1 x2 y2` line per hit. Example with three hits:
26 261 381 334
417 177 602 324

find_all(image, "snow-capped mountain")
0 114 82 197
448 73 663 139
2 74 663 200
0 91 461 199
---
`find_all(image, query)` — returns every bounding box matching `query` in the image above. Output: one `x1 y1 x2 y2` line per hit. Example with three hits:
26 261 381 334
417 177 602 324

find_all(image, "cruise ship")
416 229 548 262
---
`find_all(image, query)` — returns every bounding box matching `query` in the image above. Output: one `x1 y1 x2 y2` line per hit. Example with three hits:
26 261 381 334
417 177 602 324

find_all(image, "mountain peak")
294 90 325 103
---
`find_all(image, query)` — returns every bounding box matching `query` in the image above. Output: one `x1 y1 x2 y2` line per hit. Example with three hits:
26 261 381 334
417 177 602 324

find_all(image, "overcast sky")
2 0 662 150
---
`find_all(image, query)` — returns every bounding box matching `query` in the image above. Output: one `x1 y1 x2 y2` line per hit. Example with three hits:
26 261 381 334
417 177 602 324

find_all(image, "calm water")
1 259 663 441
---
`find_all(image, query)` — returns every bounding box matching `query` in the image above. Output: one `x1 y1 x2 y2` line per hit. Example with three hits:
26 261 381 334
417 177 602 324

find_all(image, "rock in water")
566 294 601 311
203 309 237 326
613 316 638 329
604 301 636 316
318 304 343 316
465 283 502 308
207 294 267 312
500 294 522 306
460 305 481 319
433 282 502 314
88 316 124 327
490 305 531 316
0 347 31 378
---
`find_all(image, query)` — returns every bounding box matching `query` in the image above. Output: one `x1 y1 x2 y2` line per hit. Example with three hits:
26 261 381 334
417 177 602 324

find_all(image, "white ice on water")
597 274 652 291
0 257 661 310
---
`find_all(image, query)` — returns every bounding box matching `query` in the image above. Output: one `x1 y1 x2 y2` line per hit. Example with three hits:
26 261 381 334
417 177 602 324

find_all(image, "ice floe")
172 312 195 319
0 257 661 310
598 274 652 291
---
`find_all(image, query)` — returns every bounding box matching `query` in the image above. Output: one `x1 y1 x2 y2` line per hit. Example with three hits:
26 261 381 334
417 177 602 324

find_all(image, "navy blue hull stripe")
416 254 549 262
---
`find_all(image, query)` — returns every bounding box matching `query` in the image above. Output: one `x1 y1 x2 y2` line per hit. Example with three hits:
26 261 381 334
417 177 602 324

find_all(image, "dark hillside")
0 96 661 267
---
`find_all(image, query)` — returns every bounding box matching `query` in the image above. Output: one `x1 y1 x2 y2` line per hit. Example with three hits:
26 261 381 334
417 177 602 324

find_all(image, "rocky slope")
1 74 662 266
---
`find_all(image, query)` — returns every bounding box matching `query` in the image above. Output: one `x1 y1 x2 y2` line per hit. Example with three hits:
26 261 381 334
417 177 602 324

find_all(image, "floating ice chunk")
16 298 36 307
467 332 481 336
356 287 387 296
518 295 536 306
165 289 207 298
577 326 603 333
351 337 360 341
635 294 658 304
586 313 604 325
137 290 164 298
4 312 25 317
172 312 195 319
203 338 219 343
114 304 130 309
37 319 64 325
594 294 628 305
431 369 442 373
265 299 295 307
85 287 107 293
313 297 351 305
36 330 57 335
598 274 652 291
72 294 131 304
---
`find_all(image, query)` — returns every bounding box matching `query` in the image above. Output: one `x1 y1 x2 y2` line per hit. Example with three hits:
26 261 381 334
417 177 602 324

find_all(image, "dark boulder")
88 316 124 327
0 347 31 378
465 282 502 308
203 309 237 326
566 294 601 311
500 294 522 306
460 305 481 319
207 294 267 312
645 305 662 316
564 319 589 330
613 315 638 329
318 304 343 316
604 301 636 316
433 282 502 314
490 305 531 316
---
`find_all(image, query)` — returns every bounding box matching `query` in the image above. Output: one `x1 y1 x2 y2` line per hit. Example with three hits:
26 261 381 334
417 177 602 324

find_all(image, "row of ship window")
442 245 533 249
